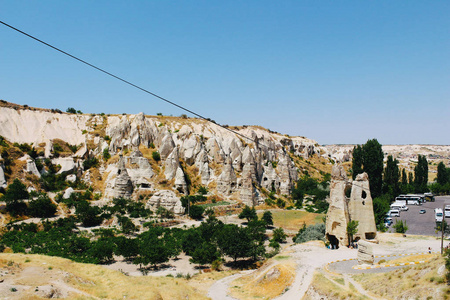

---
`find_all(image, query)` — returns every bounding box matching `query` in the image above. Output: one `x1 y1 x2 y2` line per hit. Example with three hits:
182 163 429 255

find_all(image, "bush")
294 223 325 244
272 228 287 243
393 220 408 234
189 205 205 220
103 148 111 161
28 195 57 218
152 151 161 162
83 157 99 170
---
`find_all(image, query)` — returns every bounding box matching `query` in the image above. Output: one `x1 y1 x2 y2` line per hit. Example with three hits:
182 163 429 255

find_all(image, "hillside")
0 100 330 206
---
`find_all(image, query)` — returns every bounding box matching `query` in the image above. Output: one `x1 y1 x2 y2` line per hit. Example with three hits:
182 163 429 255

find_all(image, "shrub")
393 220 408 234
189 205 205 220
103 148 111 161
294 223 325 244
152 151 161 162
83 157 99 170
272 228 287 243
28 195 57 218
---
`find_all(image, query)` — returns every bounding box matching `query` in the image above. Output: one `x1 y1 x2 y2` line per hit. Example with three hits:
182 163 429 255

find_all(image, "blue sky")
1 1 449 145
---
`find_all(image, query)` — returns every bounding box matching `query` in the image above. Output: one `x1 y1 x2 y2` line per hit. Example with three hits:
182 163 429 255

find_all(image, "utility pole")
441 204 445 254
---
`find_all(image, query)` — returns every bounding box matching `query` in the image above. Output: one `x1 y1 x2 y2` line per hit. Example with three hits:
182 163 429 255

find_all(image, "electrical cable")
0 20 261 146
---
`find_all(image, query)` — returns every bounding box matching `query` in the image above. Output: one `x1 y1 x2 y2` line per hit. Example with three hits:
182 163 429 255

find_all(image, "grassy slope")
0 253 216 300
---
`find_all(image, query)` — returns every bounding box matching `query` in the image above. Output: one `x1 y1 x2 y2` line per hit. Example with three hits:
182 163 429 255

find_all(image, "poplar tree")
414 155 429 192
383 155 400 197
437 162 449 185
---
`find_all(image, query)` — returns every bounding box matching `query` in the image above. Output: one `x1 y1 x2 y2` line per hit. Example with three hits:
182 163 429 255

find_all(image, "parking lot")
387 196 450 236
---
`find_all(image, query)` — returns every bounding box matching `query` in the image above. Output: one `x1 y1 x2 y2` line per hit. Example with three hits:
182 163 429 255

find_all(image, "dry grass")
380 253 435 265
306 272 363 300
0 253 210 300
259 210 324 232
229 258 296 300
353 255 448 299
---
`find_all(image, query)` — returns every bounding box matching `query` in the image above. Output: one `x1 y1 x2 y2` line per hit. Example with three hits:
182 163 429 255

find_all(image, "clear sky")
1 1 449 145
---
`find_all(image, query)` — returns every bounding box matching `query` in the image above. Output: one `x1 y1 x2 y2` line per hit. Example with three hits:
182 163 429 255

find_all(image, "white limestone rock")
175 167 188 194
357 240 374 265
53 157 76 174
217 156 237 195
159 134 176 161
63 187 74 199
146 190 185 214
66 174 77 183
26 158 41 177
164 148 180 180
0 164 6 188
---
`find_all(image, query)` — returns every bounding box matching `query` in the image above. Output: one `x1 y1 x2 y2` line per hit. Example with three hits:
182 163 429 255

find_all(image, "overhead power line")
0 20 260 145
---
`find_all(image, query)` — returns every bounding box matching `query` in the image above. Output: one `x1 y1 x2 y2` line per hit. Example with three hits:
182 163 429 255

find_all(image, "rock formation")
26 158 41 177
325 164 350 248
325 164 377 248
357 240 374 265
217 156 237 195
348 173 377 240
0 164 7 189
0 104 325 203
146 190 185 214
112 154 133 199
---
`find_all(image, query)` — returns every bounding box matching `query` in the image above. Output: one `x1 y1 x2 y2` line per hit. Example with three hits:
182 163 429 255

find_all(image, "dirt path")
207 234 442 300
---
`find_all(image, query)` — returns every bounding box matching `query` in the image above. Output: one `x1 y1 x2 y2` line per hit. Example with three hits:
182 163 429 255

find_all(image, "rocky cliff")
0 102 325 206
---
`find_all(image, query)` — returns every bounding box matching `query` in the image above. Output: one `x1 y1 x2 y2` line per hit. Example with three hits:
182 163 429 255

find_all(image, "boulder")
26 158 41 177
53 157 76 174
357 240 374 265
63 187 74 199
146 190 185 214
66 174 77 183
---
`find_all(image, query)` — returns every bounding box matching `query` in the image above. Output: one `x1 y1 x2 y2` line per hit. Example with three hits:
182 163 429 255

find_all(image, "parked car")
419 209 426 214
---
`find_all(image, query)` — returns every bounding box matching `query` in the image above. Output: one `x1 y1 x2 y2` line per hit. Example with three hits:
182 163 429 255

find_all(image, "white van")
435 208 443 222
391 203 408 211
389 209 400 217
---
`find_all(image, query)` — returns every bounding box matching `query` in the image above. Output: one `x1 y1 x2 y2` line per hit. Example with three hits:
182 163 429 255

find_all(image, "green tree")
217 224 252 262
272 227 287 243
352 145 363 180
134 227 177 267
189 242 220 266
262 211 273 227
28 194 57 218
414 155 429 192
437 162 449 185
189 205 205 220
3 179 29 216
346 220 359 245
393 220 408 234
372 195 390 227
362 139 384 198
66 107 76 114
238 205 257 222
383 155 400 197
